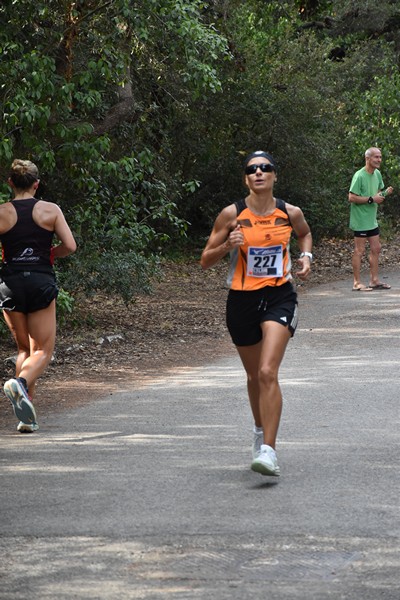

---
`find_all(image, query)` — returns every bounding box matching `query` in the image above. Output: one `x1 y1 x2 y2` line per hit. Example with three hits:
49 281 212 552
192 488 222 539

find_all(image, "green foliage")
56 288 75 327
344 53 400 177
174 0 400 241
2 0 400 288
0 0 229 301
175 1 352 239
58 245 159 305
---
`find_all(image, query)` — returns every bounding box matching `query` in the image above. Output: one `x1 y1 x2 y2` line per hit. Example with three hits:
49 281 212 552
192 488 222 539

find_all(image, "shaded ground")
0 235 399 431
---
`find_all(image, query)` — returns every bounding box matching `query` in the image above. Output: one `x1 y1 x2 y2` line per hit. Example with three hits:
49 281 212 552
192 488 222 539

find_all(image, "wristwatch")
367 196 374 204
300 251 313 262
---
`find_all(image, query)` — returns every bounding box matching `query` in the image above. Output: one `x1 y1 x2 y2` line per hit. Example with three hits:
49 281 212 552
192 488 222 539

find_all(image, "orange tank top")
227 198 293 291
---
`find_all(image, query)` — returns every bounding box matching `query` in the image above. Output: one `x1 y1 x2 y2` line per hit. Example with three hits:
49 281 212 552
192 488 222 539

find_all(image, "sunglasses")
245 163 275 175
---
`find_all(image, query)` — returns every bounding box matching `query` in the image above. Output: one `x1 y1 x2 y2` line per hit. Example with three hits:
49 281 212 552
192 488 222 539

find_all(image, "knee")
30 343 54 364
353 246 364 259
258 365 278 387
370 243 381 256
38 346 54 363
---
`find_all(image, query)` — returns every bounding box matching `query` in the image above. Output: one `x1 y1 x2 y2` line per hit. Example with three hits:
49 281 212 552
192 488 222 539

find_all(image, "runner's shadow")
239 470 280 489
250 480 280 489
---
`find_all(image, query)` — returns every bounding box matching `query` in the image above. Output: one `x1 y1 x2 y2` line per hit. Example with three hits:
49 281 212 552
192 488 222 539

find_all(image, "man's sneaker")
3 378 37 424
17 421 39 433
252 430 264 459
251 444 280 476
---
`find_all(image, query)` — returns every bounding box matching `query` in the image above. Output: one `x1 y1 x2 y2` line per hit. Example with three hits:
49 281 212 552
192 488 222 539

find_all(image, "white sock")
253 426 263 435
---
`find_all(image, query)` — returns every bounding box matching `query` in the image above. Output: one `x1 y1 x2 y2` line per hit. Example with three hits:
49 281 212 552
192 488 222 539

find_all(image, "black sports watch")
367 196 374 204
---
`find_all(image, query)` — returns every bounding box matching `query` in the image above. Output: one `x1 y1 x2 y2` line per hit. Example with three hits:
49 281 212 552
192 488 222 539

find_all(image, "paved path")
0 271 399 599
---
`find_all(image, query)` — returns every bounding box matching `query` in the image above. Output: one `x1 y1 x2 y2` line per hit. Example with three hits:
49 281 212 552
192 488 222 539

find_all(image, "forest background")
1 0 400 325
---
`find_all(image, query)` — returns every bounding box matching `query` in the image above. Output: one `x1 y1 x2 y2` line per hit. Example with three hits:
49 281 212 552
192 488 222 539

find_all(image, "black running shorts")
354 227 379 238
0 268 58 314
226 281 298 347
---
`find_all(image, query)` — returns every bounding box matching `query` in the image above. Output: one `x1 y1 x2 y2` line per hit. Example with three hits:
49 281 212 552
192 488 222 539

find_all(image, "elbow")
200 251 213 271
200 256 208 270
67 240 77 255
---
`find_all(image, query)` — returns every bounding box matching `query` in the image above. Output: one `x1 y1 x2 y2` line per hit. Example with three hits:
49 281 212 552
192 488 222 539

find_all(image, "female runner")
0 159 76 432
200 151 312 476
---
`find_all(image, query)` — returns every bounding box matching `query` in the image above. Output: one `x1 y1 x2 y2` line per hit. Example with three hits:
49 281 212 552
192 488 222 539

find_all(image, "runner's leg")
4 300 56 397
236 321 291 449
2 310 30 381
236 340 263 428
257 321 291 448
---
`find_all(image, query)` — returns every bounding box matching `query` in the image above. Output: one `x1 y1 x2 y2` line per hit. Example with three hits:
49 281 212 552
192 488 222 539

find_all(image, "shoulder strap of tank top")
234 198 247 215
275 197 292 226
10 198 38 211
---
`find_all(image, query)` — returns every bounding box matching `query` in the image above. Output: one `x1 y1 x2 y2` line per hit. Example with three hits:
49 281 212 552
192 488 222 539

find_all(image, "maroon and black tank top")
0 199 54 270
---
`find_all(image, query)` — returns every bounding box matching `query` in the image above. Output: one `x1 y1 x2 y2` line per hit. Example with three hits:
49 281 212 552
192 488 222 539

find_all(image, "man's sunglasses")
245 163 275 175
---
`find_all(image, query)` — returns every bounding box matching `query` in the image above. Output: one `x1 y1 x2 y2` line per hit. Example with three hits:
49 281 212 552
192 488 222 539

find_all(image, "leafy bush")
56 288 75 327
57 246 159 305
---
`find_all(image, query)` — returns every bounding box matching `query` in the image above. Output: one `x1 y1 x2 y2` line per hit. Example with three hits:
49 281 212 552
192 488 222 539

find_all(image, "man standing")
348 147 393 291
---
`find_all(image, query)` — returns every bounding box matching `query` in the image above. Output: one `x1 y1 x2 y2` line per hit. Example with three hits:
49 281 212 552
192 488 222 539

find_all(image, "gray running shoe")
252 430 263 459
3 378 37 424
17 421 39 433
251 444 280 476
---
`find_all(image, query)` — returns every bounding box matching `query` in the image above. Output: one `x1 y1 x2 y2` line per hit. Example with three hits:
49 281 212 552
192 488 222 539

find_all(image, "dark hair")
9 159 39 189
243 150 276 171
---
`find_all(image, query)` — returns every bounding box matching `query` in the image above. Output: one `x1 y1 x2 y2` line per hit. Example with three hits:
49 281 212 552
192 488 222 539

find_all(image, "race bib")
247 245 283 278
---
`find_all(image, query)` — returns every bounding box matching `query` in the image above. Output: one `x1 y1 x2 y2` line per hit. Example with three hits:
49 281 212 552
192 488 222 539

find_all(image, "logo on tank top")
13 248 39 263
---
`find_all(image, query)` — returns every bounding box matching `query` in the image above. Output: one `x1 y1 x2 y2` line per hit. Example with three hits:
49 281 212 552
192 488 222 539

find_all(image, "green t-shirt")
349 167 384 231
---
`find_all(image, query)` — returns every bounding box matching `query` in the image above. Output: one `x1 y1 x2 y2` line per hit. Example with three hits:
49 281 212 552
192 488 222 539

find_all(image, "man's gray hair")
365 147 380 158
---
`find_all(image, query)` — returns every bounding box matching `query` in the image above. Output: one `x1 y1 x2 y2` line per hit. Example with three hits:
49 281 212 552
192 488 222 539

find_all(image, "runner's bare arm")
200 205 243 270
52 206 77 258
287 204 312 280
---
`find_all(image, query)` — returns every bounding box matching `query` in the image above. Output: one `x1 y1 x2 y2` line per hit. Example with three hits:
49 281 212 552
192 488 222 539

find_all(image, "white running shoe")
251 444 280 476
252 430 263 459
4 378 37 424
17 421 39 433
